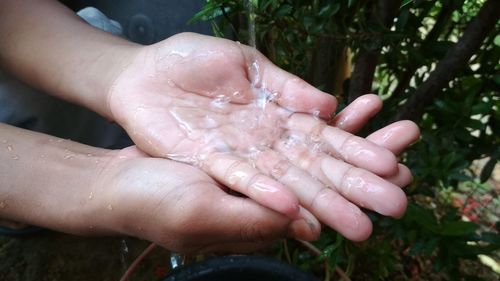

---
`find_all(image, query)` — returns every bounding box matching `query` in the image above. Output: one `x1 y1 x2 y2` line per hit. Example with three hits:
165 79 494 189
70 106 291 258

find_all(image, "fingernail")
288 219 318 241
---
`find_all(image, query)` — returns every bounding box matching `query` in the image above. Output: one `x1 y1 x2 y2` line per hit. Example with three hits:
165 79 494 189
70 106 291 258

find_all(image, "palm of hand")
108 33 417 241
110 34 269 155
109 33 321 217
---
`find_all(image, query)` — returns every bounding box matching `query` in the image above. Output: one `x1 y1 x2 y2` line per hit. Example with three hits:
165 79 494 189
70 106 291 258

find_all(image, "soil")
0 231 172 281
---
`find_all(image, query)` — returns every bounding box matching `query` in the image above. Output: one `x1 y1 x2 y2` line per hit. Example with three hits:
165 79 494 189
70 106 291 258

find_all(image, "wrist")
79 42 142 120
0 0 142 121
0 124 118 235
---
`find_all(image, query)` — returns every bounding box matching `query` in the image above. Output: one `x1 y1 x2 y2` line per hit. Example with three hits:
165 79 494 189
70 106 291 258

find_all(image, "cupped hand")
107 32 418 241
93 146 320 254
108 32 337 218
267 94 420 240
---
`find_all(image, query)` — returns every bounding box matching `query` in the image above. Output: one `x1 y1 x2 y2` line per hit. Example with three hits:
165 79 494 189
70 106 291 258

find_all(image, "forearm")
0 123 115 233
0 0 140 119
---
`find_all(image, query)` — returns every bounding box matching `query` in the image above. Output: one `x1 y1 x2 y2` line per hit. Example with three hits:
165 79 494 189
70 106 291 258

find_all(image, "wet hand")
107 33 419 241
97 146 320 253
108 33 336 218
264 94 420 240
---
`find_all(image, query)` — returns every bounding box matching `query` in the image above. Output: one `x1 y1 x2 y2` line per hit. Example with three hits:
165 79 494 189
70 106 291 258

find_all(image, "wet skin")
108 34 419 242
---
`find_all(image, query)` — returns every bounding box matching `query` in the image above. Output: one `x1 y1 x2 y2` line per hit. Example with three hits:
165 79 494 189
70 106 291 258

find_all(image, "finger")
291 207 321 241
330 94 382 133
274 139 407 218
286 115 398 176
241 46 337 119
385 164 413 187
201 193 317 243
204 153 300 218
366 120 420 155
255 150 373 241
274 133 410 189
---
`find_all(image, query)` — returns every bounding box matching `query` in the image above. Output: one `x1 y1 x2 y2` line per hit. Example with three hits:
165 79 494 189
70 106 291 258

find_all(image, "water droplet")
167 79 175 87
0 201 6 208
345 176 366 195
56 139 65 143
312 110 321 119
106 204 113 211
121 239 129 254
170 252 184 269
11 155 19 160
86 153 93 157
64 155 75 159
6 145 13 151
232 91 242 98
267 91 279 103
40 154 45 158
249 61 261 86
88 191 94 200
211 95 231 109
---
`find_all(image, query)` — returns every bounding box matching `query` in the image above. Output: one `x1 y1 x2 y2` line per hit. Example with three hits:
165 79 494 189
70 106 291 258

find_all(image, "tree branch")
391 1 457 99
394 0 500 122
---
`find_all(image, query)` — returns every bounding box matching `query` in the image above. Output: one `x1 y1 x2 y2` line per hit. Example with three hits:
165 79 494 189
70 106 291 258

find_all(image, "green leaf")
471 102 492 115
464 118 486 131
480 149 499 183
494 74 500 85
211 21 224 38
397 8 410 29
404 204 439 233
318 3 340 17
400 0 414 8
494 34 500 47
439 221 479 236
274 4 293 18
190 3 228 23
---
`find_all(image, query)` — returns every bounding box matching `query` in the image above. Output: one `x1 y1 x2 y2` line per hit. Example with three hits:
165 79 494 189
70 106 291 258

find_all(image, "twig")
296 239 351 281
283 239 292 264
119 242 158 281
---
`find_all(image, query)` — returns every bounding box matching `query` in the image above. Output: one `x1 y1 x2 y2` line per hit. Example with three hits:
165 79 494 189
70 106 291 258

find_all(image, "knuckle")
308 187 334 211
270 159 292 180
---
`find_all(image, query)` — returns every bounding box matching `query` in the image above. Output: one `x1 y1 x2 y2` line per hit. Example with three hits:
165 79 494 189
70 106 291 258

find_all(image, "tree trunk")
394 0 500 122
347 0 401 103
307 37 346 97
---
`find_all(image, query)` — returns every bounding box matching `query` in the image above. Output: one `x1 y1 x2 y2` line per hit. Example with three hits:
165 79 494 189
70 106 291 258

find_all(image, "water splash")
120 239 129 272
211 94 231 109
170 252 184 269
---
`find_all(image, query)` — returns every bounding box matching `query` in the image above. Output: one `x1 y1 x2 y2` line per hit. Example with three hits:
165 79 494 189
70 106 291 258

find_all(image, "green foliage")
195 0 500 279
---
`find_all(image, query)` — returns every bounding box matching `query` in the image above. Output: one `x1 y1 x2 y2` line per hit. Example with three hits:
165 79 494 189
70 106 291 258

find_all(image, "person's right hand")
90 146 319 253
0 122 318 253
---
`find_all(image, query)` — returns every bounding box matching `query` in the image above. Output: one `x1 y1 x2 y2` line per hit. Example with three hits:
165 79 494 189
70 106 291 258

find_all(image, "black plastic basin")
163 255 319 281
